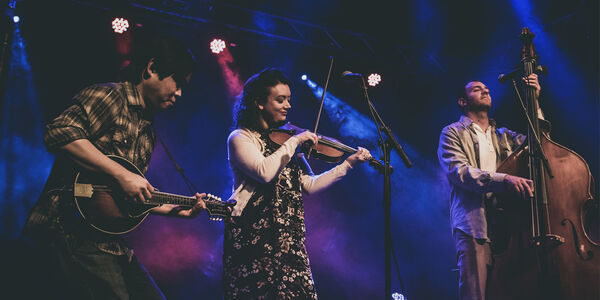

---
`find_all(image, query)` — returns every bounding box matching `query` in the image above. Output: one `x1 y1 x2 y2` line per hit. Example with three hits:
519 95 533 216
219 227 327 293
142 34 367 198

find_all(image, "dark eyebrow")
173 73 191 87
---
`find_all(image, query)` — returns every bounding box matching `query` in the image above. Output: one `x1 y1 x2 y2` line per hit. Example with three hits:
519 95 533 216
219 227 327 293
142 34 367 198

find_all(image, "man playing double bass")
437 74 542 300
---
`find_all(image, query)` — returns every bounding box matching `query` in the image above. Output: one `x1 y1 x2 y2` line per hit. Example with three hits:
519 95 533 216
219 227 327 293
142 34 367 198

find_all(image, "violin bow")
308 56 334 158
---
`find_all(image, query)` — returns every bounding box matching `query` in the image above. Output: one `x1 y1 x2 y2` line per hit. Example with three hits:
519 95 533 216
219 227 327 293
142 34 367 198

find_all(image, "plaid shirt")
24 81 155 255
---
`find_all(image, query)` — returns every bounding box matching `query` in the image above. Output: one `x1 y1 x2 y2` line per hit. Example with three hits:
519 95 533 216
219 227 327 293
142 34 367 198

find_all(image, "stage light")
301 74 307 81
112 17 129 34
210 39 226 54
392 292 406 300
13 16 20 23
367 73 382 87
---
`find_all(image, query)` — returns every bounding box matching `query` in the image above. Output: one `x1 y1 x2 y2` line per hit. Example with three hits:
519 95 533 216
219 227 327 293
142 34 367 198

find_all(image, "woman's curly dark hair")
232 68 291 130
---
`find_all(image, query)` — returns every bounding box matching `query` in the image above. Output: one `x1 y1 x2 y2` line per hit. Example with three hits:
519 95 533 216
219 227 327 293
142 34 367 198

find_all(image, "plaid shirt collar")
122 81 145 108
122 81 156 122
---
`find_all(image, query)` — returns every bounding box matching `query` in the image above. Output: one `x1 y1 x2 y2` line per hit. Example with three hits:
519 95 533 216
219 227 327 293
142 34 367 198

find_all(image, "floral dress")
223 132 318 300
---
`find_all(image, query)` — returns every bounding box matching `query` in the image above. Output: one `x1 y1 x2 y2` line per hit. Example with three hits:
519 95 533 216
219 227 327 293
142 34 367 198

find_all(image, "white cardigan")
227 128 353 216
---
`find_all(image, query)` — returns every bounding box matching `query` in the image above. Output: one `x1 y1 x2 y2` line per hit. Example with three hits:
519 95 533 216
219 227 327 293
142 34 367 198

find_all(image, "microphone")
498 65 547 84
341 71 363 79
497 68 520 84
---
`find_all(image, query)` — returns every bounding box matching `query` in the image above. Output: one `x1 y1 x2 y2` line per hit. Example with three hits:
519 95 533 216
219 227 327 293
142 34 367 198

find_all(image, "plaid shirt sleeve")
44 84 124 152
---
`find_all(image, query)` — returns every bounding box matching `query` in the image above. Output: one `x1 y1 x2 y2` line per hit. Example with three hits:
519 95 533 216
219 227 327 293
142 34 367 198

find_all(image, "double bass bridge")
532 234 565 250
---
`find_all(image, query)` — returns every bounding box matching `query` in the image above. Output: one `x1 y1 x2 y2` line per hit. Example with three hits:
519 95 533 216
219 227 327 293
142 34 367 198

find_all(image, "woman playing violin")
223 68 371 299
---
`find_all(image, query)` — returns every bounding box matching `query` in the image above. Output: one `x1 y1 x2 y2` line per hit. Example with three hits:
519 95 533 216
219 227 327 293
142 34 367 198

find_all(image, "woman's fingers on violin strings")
304 132 318 145
357 147 372 161
309 132 318 145
356 148 364 161
295 131 318 145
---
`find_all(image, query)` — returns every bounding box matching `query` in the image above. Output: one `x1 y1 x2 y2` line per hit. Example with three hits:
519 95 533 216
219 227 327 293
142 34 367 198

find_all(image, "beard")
466 100 491 113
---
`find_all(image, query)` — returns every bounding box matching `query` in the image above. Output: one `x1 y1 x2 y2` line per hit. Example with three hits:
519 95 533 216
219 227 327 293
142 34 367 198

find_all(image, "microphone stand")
358 77 412 299
509 78 552 178
0 17 12 97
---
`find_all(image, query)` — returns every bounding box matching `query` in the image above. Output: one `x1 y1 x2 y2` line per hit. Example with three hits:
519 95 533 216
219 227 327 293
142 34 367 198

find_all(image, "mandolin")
73 155 235 234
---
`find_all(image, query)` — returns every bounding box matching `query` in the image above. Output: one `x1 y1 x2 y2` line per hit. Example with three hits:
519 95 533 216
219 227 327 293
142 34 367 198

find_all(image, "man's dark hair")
232 68 291 130
121 34 196 86
457 79 482 113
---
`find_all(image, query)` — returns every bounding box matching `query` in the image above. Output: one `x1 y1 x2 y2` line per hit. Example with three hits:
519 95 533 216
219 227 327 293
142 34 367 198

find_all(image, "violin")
268 123 389 174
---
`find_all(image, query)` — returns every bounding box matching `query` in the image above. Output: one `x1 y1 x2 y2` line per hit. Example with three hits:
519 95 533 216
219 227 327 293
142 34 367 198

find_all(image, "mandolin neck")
148 191 195 207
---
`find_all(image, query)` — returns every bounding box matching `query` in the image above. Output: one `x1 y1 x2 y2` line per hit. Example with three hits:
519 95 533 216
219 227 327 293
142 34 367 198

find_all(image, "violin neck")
317 136 357 154
316 135 388 174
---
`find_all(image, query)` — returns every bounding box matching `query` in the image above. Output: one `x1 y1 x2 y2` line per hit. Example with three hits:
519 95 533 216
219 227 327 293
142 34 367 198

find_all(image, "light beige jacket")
437 116 525 240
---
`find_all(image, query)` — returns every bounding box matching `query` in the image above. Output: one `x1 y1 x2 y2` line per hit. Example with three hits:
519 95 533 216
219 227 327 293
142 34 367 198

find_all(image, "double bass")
487 28 600 299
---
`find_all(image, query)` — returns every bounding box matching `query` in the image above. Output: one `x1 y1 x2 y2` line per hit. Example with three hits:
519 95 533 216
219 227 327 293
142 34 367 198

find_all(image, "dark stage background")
1 0 598 299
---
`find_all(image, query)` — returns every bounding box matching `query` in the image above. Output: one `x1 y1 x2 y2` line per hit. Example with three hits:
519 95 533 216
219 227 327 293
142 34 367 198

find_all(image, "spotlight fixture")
301 74 307 81
367 73 382 87
392 292 406 300
13 16 20 23
210 39 227 54
112 17 129 34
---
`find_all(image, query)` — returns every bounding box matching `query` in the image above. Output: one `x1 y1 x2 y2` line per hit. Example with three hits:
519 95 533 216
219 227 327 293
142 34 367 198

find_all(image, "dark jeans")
453 229 492 300
27 234 165 300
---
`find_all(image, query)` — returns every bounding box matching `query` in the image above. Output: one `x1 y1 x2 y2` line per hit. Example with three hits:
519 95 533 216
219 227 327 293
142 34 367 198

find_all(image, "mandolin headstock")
204 194 236 222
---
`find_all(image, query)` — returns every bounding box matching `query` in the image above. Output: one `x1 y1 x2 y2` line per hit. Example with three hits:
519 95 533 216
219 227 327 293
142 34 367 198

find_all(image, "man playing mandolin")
437 74 542 300
21 34 206 299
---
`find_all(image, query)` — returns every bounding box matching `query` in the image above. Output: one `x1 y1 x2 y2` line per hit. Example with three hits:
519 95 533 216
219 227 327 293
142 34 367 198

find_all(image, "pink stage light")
112 17 129 34
367 73 382 87
210 39 227 54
